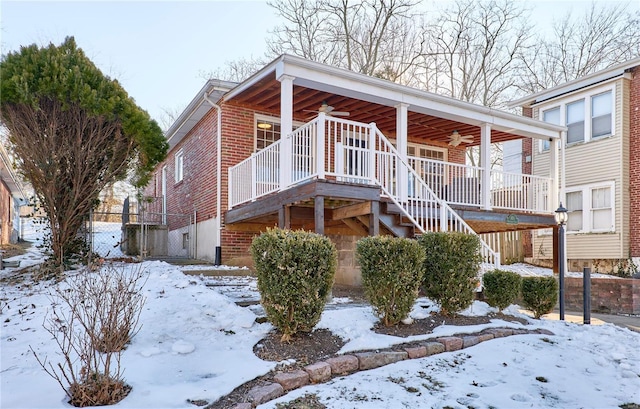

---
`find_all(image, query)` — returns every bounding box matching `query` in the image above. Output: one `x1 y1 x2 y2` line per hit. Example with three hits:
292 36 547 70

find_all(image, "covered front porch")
222 54 566 266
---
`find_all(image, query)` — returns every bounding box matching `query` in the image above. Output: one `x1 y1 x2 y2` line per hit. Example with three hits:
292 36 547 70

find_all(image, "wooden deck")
225 179 555 237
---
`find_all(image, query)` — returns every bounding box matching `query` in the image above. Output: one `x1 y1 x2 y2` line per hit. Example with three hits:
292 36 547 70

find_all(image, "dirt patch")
206 309 529 409
0 241 31 259
254 329 345 367
373 312 529 338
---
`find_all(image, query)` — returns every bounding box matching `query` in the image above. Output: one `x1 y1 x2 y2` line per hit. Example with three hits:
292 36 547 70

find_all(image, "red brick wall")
170 110 218 224
630 66 640 257
565 276 640 315
522 107 534 257
219 104 260 262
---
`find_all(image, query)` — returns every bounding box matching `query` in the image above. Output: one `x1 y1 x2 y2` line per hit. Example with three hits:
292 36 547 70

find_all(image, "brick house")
510 57 640 274
0 143 26 245
148 54 565 284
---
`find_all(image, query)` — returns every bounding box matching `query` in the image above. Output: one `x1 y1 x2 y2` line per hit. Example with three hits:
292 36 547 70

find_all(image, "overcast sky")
1 1 637 126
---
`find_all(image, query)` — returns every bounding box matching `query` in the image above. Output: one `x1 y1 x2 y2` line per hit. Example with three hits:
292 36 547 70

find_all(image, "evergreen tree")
0 37 168 270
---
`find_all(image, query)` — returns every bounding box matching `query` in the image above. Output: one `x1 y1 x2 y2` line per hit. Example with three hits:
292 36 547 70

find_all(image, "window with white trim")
540 107 560 151
566 99 585 144
565 182 614 233
174 149 184 183
538 86 614 151
255 114 303 152
591 91 612 138
566 191 583 232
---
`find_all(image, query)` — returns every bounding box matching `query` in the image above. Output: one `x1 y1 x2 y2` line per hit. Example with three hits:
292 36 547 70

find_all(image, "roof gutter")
0 143 26 202
507 57 640 109
202 90 223 266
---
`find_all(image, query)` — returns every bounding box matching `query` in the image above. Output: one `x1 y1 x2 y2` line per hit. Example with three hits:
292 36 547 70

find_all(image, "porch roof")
222 54 566 146
508 57 640 109
165 79 237 150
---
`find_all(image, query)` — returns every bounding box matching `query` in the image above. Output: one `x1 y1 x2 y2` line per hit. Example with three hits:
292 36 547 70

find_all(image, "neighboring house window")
537 86 614 148
591 91 612 138
566 191 583 232
540 107 560 151
566 99 585 144
591 186 612 230
565 182 614 233
175 149 184 183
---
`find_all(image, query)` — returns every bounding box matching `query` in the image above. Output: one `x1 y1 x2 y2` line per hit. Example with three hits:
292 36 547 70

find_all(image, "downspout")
203 90 223 266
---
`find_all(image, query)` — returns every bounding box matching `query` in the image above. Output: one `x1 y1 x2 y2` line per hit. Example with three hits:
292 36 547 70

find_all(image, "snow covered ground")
1 220 639 408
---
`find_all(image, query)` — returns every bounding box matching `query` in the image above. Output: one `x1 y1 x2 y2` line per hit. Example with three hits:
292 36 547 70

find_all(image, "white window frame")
254 114 304 152
537 84 615 152
539 106 560 152
565 181 615 234
174 149 184 183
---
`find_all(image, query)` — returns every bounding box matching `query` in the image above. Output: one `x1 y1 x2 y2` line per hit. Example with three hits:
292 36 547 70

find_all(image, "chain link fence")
87 197 195 261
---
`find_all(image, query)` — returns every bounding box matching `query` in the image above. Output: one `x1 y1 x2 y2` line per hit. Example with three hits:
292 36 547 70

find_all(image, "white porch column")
279 74 294 190
480 123 492 210
396 103 409 201
316 112 326 179
560 130 566 208
549 134 559 211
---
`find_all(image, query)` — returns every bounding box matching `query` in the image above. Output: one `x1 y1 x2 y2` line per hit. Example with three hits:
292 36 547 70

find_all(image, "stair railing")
370 124 500 267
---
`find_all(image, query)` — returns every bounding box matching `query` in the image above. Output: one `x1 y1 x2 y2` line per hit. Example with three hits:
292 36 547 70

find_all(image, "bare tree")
157 104 186 132
4 100 134 270
1 38 167 270
199 56 267 83
517 2 640 94
418 0 533 108
266 0 423 80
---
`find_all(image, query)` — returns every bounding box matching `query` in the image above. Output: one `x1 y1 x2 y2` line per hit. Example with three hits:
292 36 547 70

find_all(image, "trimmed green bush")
250 228 337 342
356 236 425 326
419 232 482 316
482 269 522 310
521 276 558 318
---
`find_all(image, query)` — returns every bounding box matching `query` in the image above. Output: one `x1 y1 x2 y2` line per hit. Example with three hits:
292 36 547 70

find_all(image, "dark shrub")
250 228 337 341
419 232 481 316
482 269 522 310
521 276 558 318
356 236 425 326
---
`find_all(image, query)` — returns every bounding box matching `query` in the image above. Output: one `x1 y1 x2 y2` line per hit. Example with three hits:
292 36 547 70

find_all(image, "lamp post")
555 203 568 321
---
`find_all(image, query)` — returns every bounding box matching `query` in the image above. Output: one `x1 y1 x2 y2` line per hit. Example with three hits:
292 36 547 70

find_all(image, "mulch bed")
206 289 530 409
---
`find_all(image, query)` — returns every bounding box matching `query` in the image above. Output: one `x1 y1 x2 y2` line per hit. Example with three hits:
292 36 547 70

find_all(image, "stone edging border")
226 327 555 409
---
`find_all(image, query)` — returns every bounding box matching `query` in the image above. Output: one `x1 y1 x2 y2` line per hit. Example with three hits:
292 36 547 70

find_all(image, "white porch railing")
490 170 551 213
408 157 483 207
407 157 552 213
227 115 557 265
228 139 281 207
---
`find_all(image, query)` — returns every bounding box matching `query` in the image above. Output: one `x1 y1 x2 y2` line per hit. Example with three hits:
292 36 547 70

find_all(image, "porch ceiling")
226 76 526 147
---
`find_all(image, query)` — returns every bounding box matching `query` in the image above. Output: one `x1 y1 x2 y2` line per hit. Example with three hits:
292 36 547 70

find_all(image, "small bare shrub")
31 263 147 407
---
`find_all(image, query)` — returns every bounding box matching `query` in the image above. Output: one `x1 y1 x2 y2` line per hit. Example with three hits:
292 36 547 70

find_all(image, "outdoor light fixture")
555 202 568 225
257 122 272 130
555 202 568 321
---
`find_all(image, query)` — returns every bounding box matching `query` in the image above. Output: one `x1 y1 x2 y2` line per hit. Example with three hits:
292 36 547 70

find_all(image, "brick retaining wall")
565 277 640 315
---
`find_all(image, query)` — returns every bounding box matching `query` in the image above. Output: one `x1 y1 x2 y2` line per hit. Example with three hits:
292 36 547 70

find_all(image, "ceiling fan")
305 101 350 117
448 130 473 147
